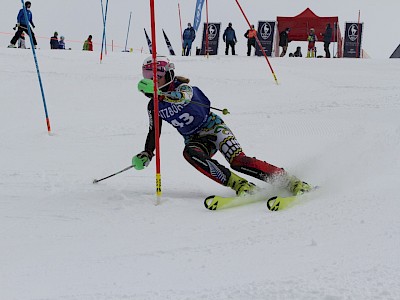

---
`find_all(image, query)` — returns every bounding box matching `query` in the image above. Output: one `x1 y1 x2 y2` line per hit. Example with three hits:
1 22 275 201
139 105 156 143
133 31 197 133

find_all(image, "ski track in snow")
1 49 400 300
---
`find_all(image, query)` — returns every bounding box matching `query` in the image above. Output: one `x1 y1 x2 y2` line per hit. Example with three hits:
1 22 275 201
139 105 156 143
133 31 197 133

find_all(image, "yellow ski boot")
288 176 312 196
227 172 256 196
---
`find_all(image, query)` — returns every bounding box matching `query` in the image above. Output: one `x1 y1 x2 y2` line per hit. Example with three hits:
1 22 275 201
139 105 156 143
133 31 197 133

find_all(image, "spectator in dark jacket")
223 22 237 55
50 31 59 49
279 28 290 57
244 25 257 56
8 1 37 48
321 23 333 58
182 23 196 56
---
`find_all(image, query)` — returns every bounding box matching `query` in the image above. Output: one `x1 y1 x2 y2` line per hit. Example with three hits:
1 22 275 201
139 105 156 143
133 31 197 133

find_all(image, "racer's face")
158 75 167 87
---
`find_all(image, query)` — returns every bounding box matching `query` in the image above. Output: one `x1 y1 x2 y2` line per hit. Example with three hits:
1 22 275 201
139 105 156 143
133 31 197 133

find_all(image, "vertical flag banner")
343 22 364 58
255 21 275 57
200 23 221 55
162 29 176 55
193 0 205 32
144 28 152 54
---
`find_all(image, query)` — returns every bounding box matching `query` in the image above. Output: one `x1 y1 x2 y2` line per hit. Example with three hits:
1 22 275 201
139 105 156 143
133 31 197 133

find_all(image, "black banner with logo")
162 29 175 56
255 21 275 56
343 22 364 58
199 23 221 55
144 28 152 54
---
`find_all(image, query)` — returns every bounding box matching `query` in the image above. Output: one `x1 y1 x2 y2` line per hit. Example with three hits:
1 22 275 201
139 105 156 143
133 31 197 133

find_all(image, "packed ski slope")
1 48 400 300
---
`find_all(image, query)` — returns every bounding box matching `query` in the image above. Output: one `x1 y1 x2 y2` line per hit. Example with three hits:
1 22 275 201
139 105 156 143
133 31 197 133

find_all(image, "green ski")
204 193 269 210
205 187 318 211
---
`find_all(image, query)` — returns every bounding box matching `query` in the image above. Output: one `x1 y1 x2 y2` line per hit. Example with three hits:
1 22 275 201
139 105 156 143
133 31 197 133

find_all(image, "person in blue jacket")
8 1 37 48
182 23 196 56
133 56 312 197
58 36 66 49
223 22 237 55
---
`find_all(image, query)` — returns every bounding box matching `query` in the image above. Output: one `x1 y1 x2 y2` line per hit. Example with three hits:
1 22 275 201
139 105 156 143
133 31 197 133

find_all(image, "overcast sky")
1 0 399 58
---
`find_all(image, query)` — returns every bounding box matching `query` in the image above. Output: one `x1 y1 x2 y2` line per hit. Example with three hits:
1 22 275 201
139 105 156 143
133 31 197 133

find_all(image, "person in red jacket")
82 35 93 51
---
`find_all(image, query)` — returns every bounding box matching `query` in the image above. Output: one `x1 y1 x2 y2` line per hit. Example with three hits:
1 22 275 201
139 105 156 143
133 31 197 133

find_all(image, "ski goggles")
142 61 174 79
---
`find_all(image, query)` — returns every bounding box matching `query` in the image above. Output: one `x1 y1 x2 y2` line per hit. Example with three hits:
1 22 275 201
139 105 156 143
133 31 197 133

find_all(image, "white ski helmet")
142 56 175 88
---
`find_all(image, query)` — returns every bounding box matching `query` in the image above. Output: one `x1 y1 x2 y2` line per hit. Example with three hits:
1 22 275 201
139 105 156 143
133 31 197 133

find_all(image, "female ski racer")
133 56 311 196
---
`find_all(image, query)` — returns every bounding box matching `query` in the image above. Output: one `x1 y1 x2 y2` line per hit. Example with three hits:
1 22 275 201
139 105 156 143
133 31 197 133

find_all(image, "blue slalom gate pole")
100 0 109 63
124 11 132 52
21 0 51 133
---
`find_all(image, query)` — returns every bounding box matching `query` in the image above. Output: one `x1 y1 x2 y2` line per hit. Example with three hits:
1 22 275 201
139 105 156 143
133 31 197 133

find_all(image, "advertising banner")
343 22 363 58
199 23 221 55
255 21 275 56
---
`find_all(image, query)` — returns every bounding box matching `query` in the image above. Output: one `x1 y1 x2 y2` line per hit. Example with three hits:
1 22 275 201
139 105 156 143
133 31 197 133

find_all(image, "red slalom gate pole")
149 0 162 203
178 3 184 55
234 0 279 84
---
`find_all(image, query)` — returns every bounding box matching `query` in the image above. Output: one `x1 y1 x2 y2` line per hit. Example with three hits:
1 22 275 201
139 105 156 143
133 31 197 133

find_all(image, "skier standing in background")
182 23 196 56
8 1 37 48
223 22 237 55
133 56 312 196
307 28 317 58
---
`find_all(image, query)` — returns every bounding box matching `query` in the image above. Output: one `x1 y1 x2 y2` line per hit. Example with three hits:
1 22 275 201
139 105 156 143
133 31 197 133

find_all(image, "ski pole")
190 100 230 115
93 165 133 184
160 94 230 115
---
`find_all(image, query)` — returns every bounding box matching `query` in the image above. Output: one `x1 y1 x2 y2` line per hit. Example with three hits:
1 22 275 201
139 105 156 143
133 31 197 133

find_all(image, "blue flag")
193 0 205 32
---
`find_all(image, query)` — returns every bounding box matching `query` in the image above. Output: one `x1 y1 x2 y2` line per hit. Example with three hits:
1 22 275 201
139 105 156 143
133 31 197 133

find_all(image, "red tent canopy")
277 8 339 42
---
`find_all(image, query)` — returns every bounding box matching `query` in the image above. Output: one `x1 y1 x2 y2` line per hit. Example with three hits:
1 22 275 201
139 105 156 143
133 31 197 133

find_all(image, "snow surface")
1 47 400 300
